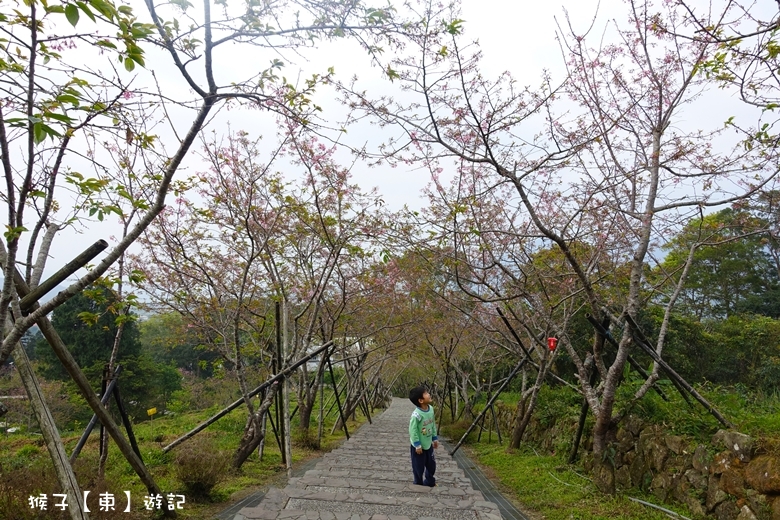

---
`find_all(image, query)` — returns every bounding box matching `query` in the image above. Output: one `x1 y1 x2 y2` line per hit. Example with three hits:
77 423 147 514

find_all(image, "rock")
624 450 636 466
666 453 688 472
713 430 755 463
685 496 706 518
666 435 686 455
721 467 747 498
736 505 758 520
672 472 692 504
624 414 644 436
650 440 669 472
744 492 769 520
616 427 634 452
714 500 741 520
630 453 648 489
613 449 625 469
637 426 655 456
582 452 594 473
708 475 729 512
713 451 736 475
651 472 671 502
615 465 631 491
693 445 711 473
685 468 708 491
593 458 615 494
744 455 780 494
771 496 780 520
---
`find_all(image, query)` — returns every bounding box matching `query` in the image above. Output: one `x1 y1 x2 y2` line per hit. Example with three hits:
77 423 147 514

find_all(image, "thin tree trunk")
13 341 89 520
317 370 324 448
234 383 278 469
510 363 547 448
282 299 292 476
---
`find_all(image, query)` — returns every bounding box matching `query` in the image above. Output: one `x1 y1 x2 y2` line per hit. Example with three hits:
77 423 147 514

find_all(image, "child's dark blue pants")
410 445 436 486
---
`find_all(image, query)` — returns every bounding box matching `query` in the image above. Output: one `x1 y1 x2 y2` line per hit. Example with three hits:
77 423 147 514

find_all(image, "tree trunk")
233 382 278 469
508 394 528 449
298 403 313 433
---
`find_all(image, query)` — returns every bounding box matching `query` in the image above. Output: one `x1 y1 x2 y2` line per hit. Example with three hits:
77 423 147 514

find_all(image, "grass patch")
466 444 691 520
0 398 370 519
440 383 780 520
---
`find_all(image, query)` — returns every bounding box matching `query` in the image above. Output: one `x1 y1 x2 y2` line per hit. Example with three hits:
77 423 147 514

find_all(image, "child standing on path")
408 386 438 487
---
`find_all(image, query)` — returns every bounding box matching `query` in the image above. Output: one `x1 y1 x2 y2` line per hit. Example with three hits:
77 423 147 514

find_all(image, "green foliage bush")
173 435 230 501
15 444 41 459
0 460 68 520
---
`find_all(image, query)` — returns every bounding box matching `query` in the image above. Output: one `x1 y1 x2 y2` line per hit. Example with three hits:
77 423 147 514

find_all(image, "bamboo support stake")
13 340 89 520
163 342 332 452
282 299 292 477
449 356 529 456
19 240 108 312
71 366 122 462
9 264 176 516
623 314 734 429
327 351 349 440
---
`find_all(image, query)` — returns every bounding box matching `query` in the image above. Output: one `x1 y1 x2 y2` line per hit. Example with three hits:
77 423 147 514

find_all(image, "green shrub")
15 444 41 459
173 435 230 501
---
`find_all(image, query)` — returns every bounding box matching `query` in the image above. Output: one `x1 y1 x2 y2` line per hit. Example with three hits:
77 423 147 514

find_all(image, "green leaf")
88 0 116 20
77 311 100 325
386 66 399 81
124 56 135 71
75 1 96 22
46 112 74 124
96 39 118 50
129 52 145 67
4 225 28 241
445 18 465 35
65 4 79 25
56 94 81 105
33 122 46 144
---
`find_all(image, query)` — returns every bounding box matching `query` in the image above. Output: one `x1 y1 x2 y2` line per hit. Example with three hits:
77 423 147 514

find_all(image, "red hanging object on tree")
547 337 558 351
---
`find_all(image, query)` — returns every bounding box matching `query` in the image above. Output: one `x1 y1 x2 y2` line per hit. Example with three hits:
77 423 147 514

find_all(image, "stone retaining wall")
488 402 780 520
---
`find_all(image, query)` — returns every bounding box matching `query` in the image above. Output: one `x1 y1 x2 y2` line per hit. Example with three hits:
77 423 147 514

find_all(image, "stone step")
235 508 501 520
302 468 471 487
234 398 504 520
317 456 458 471
312 465 462 479
326 443 451 450
288 476 484 500
235 487 502 520
318 455 460 470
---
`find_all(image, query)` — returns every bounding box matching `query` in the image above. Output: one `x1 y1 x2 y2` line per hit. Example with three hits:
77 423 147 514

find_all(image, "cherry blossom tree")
133 125 393 459
0 0 421 513
340 0 780 488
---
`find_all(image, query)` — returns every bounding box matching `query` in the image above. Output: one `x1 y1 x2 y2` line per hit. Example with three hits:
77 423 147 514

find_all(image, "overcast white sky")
38 0 770 279
45 0 600 268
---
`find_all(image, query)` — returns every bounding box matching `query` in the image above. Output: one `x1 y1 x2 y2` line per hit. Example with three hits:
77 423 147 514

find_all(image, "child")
408 386 438 487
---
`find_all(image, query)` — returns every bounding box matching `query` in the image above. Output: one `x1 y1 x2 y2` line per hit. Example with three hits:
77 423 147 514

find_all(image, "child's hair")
409 386 426 406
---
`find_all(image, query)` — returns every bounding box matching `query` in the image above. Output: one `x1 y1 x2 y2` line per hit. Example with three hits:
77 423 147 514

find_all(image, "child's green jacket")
409 406 438 449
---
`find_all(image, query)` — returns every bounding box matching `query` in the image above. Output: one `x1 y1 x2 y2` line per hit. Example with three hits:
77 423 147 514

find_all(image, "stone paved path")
233 398 504 520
